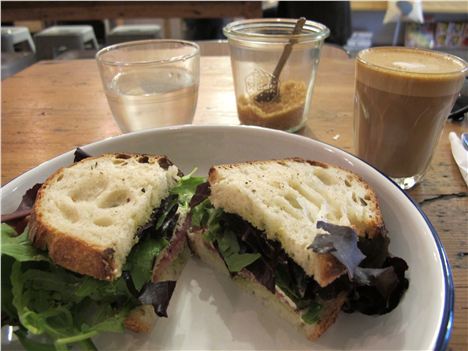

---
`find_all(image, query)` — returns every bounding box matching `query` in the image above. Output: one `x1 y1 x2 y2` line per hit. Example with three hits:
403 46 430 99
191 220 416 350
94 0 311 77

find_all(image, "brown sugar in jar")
237 80 307 131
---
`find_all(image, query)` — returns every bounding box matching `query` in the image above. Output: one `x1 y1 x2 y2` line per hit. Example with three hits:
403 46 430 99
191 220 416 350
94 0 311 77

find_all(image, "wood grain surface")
1 47 467 350
1 1 262 21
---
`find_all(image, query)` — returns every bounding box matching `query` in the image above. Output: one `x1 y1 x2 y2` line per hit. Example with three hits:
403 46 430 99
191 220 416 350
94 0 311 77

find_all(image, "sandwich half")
187 158 408 341
1 151 202 350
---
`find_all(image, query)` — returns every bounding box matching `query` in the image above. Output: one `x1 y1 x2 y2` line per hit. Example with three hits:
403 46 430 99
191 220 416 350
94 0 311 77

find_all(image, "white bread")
208 158 385 286
28 153 180 280
187 228 347 341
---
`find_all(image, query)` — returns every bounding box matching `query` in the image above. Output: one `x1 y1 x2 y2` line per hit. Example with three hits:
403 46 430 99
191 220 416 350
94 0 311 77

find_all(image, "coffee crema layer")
356 47 466 97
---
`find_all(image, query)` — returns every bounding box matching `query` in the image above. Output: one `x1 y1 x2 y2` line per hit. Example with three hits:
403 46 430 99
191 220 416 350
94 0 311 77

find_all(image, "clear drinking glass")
96 40 200 133
354 47 467 189
223 19 329 132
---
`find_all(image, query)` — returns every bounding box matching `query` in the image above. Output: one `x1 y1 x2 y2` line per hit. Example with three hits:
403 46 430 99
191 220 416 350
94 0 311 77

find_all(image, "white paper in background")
449 132 468 187
383 0 424 24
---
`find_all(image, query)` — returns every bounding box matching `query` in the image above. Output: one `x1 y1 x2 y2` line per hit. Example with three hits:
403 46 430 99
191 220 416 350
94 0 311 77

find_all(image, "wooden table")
2 47 467 350
1 1 262 21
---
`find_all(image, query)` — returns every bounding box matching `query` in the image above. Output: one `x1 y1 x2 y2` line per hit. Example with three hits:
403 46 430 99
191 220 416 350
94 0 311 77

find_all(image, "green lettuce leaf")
217 231 261 272
1 224 48 262
191 201 260 273
191 199 223 243
124 237 168 291
73 275 130 303
11 259 134 350
170 171 205 210
301 302 322 324
4 221 136 350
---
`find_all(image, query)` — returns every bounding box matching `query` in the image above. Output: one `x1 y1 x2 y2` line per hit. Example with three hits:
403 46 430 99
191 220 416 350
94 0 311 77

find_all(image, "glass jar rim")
96 39 199 67
223 18 330 43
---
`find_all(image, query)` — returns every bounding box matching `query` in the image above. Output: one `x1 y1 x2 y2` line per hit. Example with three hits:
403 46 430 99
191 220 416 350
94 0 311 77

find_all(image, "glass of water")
96 40 200 133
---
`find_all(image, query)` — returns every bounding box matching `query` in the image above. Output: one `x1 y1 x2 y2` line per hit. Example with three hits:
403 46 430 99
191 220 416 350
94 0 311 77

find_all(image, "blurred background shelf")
351 1 468 14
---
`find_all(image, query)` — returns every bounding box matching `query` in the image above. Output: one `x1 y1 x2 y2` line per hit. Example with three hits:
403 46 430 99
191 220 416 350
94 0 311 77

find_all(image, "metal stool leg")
1 37 15 52
26 36 36 53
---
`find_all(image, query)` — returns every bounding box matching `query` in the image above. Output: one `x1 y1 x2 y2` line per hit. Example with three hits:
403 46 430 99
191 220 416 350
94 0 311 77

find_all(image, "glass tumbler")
354 47 467 189
223 19 329 132
96 40 200 133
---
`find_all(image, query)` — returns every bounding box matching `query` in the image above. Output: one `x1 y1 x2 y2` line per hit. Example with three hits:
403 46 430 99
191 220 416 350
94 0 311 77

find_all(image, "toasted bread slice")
187 228 347 341
28 153 180 280
208 158 385 287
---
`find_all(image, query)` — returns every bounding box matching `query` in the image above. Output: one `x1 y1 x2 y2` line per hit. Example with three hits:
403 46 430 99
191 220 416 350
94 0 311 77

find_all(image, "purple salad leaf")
73 147 92 162
1 184 42 233
138 281 176 317
309 221 366 279
189 182 211 208
343 256 409 315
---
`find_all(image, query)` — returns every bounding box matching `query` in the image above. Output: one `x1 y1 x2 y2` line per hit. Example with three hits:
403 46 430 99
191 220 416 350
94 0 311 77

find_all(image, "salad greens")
216 230 261 273
2 223 134 351
124 237 168 291
170 170 205 210
1 174 204 351
189 191 322 324
1 225 48 263
191 198 261 273
301 302 323 324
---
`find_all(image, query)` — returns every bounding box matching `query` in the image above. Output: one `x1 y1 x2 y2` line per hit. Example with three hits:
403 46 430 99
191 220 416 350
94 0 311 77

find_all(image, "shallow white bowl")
2 125 452 350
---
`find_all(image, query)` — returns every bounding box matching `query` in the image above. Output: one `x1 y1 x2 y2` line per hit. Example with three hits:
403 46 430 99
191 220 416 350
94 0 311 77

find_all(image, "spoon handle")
272 17 307 80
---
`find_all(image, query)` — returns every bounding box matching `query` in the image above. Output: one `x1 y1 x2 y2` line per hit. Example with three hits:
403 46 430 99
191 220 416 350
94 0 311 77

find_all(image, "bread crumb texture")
36 154 179 277
209 158 383 278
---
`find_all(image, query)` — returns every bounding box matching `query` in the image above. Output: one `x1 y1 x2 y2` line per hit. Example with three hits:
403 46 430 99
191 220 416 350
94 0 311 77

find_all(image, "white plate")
1 125 452 351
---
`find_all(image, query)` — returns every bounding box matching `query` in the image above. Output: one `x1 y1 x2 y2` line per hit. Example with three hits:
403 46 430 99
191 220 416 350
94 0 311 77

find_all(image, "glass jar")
223 19 329 132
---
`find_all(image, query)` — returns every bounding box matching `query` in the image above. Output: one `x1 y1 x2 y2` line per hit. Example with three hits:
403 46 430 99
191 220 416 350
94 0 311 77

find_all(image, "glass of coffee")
354 47 467 189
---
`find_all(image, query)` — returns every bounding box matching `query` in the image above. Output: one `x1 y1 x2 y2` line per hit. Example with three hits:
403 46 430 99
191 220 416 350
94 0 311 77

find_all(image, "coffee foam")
356 47 466 97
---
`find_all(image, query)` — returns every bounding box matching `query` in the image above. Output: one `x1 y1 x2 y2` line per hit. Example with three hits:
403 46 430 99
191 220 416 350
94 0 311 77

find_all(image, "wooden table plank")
1 1 262 21
1 51 467 350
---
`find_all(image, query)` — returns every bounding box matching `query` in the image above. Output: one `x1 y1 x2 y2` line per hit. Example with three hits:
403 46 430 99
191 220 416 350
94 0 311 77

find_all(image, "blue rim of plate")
2 125 454 350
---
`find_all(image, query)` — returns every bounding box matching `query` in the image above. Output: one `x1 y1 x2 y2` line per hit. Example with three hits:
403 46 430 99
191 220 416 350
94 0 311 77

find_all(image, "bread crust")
29 209 116 280
314 254 347 288
124 305 157 333
28 153 176 281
